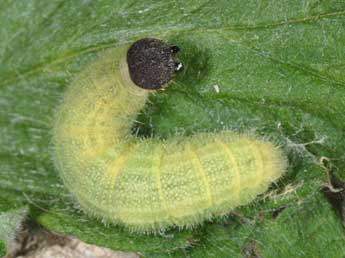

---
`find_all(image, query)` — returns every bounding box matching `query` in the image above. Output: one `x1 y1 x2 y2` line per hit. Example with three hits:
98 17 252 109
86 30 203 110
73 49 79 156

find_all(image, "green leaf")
0 242 5 257
1 0 344 257
0 207 27 255
167 193 345 258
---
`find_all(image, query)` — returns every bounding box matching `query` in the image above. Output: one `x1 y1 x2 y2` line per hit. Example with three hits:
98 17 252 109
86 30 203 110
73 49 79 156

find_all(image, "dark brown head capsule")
127 38 182 90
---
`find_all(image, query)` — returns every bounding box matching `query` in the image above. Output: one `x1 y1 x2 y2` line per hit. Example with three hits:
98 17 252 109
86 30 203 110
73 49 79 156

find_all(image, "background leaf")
1 0 345 257
0 207 27 256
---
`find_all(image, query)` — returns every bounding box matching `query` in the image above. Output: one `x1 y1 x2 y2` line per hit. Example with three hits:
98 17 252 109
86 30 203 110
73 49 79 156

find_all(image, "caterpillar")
52 38 287 233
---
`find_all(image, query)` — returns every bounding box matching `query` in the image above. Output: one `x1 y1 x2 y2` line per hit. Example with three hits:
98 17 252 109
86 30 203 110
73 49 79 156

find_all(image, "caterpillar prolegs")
52 38 287 232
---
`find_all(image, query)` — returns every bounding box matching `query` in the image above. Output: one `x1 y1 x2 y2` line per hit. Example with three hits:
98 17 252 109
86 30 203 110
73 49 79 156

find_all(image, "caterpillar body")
52 38 286 232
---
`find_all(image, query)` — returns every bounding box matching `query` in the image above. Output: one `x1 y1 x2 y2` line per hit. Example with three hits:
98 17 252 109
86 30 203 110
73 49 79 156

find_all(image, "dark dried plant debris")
322 174 345 225
4 219 140 258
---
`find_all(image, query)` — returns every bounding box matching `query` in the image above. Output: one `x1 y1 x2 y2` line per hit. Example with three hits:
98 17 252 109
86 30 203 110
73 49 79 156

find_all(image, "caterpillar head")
127 38 182 90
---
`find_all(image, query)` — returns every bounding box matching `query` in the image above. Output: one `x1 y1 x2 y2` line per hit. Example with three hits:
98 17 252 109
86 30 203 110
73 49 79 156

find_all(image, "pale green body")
52 46 286 232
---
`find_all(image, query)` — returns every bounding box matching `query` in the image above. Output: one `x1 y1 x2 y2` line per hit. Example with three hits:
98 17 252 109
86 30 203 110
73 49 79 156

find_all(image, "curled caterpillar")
52 38 287 232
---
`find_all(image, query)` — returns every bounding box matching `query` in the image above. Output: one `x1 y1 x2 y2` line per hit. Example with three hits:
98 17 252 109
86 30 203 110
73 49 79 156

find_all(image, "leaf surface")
1 0 345 256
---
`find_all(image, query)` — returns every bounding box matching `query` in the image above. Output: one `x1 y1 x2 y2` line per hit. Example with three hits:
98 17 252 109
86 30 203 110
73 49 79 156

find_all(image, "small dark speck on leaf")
186 238 200 247
271 206 287 219
242 240 261 258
